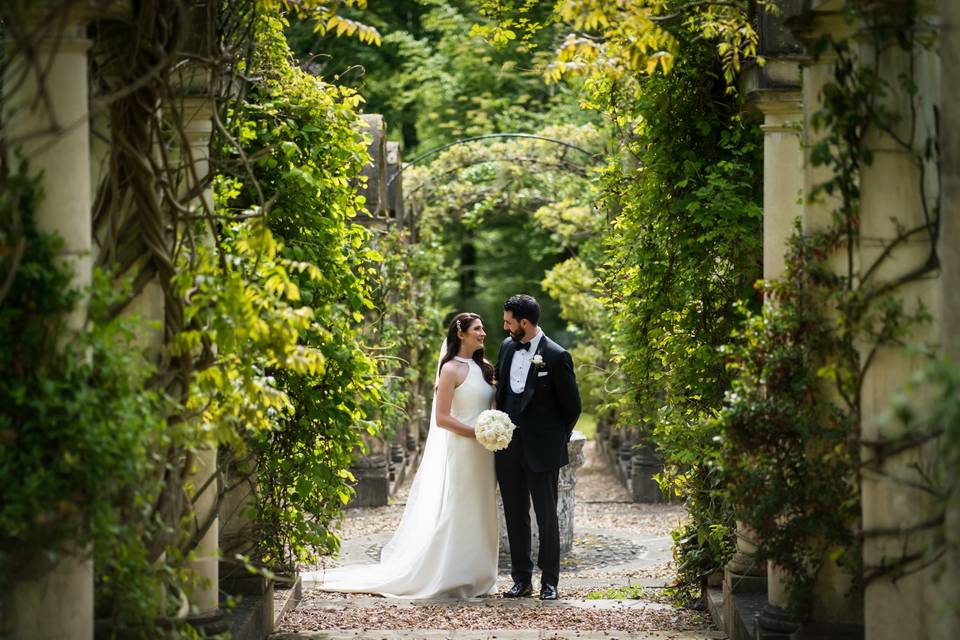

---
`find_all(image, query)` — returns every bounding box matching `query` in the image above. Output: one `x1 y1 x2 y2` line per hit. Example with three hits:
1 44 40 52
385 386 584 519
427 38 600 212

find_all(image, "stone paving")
274 441 723 640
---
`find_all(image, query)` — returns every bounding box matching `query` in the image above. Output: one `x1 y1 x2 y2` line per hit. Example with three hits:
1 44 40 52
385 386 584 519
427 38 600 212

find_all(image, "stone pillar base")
787 622 864 640
723 523 766 638
187 609 229 635
724 566 768 638
757 603 800 639
5 552 94 640
725 568 768 593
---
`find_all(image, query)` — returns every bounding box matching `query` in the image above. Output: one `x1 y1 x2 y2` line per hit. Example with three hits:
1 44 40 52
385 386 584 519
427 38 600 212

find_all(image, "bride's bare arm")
435 362 477 439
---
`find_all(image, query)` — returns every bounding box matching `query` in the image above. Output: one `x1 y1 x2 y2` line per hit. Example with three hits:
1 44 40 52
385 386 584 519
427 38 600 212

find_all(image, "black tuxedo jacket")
494 334 582 472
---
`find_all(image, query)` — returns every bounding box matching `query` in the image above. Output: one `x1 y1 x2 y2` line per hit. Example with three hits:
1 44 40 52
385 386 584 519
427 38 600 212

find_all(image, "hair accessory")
456 318 462 333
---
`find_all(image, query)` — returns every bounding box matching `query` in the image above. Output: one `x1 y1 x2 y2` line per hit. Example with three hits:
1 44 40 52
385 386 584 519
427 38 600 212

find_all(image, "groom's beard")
510 328 525 342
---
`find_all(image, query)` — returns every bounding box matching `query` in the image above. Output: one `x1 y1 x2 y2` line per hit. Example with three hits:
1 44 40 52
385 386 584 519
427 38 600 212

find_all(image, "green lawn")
575 412 597 440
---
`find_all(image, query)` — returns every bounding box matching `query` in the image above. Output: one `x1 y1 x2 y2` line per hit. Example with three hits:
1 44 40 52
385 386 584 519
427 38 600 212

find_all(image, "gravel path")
275 440 718 638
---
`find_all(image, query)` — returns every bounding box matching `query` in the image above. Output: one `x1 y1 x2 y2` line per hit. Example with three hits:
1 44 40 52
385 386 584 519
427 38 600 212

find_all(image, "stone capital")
786 5 858 56
754 89 803 116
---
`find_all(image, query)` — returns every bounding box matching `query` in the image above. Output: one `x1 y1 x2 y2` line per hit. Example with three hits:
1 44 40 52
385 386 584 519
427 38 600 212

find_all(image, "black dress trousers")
497 387 561 587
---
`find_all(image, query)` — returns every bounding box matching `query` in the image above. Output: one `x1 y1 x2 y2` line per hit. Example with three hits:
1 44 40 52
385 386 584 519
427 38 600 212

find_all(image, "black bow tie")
515 341 530 352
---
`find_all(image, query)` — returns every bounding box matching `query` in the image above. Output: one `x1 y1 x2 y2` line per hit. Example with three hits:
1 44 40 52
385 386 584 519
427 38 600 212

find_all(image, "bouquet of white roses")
475 409 516 452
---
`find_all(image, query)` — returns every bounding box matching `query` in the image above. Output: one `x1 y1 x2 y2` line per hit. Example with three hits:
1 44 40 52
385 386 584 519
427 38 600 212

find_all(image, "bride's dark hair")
439 312 495 386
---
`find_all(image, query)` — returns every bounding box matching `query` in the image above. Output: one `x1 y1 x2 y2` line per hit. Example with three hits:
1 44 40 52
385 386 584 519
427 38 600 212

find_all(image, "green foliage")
475 0 774 88
573 411 597 440
1 0 442 632
408 123 603 341
591 33 761 600
287 0 590 154
0 173 178 629
215 10 385 570
468 9 764 604
367 227 451 439
881 354 960 508
172 218 328 444
713 3 938 616
713 231 860 616
586 582 650 600
539 195 614 425
289 0 603 356
669 519 736 605
262 0 382 44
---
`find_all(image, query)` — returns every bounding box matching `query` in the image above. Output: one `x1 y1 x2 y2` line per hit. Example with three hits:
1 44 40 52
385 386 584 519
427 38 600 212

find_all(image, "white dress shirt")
509 328 543 394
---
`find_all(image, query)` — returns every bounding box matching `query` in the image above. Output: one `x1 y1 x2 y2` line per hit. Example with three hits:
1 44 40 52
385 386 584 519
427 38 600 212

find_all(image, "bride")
311 312 499 598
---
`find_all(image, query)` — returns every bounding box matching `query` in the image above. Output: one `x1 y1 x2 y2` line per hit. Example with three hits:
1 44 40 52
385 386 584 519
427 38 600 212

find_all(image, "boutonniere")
531 354 545 368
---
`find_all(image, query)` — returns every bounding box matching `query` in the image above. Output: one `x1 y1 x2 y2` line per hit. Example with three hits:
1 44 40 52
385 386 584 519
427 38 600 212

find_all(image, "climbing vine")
212 9 391 570
0 168 179 630
471 0 765 604
596 36 762 604
0 0 414 633
406 123 603 337
715 1 941 617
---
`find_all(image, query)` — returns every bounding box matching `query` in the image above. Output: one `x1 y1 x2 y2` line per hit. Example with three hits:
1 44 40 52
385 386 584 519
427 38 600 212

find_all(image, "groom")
495 294 581 600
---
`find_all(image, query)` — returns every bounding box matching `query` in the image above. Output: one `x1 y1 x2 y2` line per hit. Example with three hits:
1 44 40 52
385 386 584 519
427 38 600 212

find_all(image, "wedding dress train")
310 355 498 598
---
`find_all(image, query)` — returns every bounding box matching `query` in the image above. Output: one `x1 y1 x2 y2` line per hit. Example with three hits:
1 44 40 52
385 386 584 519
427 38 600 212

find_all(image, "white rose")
532 354 544 366
475 409 516 452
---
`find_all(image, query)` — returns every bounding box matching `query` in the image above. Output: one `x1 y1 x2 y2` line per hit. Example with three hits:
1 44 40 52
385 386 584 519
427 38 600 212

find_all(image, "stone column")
796 7 863 630
724 89 803 640
856 5 943 639
179 96 221 618
757 90 803 281
3 16 93 332
1 10 94 640
349 454 389 507
758 562 799 636
756 4 861 635
186 447 220 616
358 114 387 219
557 432 587 554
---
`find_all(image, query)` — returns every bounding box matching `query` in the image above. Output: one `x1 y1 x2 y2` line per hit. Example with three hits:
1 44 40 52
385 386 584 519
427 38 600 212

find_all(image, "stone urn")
348 454 388 507
630 445 664 503
497 431 588 557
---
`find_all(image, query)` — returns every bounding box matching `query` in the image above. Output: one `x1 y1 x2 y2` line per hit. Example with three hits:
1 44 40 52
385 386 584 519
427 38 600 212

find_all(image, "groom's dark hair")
504 294 540 326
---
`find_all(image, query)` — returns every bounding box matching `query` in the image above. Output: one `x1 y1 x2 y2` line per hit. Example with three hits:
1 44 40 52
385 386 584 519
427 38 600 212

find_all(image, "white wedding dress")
311 354 498 598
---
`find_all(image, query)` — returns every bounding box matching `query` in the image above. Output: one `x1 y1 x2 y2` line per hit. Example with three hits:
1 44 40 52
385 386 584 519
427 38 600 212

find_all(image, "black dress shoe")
539 584 558 600
503 581 533 598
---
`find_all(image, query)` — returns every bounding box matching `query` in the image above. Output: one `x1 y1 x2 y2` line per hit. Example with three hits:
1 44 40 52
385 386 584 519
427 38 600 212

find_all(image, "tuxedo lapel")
499 341 517 404
502 342 517 382
519 337 546 414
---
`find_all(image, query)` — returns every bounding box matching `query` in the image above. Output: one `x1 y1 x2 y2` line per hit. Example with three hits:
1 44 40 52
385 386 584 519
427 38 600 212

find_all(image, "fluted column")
754 4 862 635
180 95 221 618
3 16 93 331
857 4 943 638
749 88 804 639
757 90 803 281
796 7 863 629
1 9 94 640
